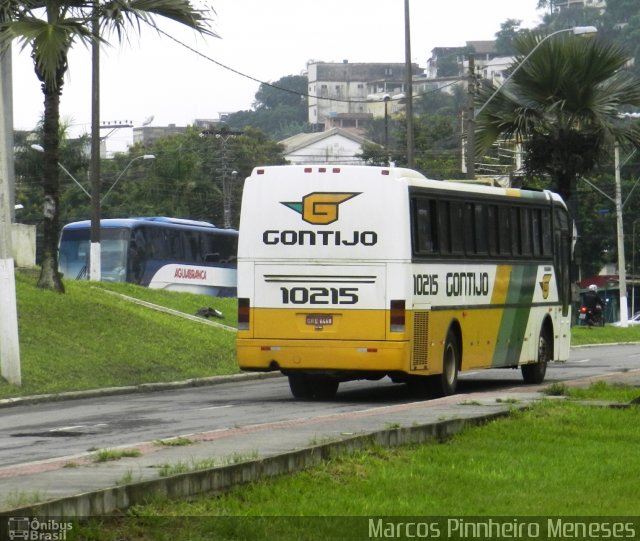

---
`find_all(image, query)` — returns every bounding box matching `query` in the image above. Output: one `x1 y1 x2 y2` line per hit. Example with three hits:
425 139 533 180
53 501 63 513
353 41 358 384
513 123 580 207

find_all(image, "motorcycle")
578 305 604 327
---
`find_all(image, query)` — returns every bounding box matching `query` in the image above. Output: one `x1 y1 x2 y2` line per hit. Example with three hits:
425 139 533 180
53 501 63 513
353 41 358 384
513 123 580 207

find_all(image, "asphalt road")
1 343 638 470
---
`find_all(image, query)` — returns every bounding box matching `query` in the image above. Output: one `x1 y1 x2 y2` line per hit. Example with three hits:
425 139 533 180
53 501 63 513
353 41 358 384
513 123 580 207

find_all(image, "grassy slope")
0 271 238 399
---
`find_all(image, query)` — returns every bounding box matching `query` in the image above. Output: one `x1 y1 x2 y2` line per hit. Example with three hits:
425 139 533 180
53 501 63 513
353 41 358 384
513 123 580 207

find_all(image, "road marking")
49 423 108 432
198 405 234 411
568 359 591 364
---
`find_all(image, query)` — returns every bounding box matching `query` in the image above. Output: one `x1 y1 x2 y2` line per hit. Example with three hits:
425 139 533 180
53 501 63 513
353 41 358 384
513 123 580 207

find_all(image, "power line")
155 26 465 106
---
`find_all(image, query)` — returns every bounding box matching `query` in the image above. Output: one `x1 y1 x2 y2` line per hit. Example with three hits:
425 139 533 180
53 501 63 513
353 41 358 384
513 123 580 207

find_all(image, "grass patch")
564 381 640 402
154 437 194 447
570 324 640 346
72 399 640 539
4 489 48 508
94 448 143 463
156 458 219 478
0 271 238 399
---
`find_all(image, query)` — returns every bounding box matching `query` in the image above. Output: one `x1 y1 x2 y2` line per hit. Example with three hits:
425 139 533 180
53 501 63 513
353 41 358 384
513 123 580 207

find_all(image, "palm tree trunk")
36 76 65 292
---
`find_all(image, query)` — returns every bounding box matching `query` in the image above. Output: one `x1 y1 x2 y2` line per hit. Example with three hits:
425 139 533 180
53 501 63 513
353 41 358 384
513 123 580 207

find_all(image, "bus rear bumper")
237 338 410 374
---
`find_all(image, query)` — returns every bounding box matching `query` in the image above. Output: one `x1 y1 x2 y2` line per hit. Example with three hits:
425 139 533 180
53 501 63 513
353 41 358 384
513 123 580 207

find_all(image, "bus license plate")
306 315 333 327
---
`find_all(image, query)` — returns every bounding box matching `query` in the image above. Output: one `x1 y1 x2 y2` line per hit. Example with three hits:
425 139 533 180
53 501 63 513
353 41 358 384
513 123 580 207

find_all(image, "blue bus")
58 217 238 296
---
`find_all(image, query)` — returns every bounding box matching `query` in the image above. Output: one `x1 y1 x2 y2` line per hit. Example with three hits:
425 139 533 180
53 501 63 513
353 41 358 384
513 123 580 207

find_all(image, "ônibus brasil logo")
281 192 361 225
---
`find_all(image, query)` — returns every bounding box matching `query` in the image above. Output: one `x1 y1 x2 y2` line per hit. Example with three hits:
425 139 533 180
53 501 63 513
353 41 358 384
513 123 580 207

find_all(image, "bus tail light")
390 300 405 332
238 298 250 330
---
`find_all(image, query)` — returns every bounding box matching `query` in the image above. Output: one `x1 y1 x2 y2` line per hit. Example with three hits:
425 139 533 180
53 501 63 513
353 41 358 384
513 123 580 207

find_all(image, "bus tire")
521 328 550 384
428 329 459 397
310 376 340 400
288 374 339 400
288 374 313 399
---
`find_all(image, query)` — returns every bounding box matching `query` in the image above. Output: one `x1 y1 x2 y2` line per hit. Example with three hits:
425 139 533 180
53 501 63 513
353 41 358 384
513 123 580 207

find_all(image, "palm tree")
0 1 216 292
475 31 640 212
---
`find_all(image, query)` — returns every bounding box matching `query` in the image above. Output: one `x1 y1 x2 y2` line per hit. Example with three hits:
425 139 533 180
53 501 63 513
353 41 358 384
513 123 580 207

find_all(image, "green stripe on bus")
493 265 538 367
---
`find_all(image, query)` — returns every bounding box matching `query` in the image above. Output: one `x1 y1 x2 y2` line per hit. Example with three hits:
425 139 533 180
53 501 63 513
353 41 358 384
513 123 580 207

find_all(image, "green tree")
495 19 522 56
603 0 640 77
102 127 286 228
365 84 466 179
475 32 640 211
225 75 311 141
1 1 215 292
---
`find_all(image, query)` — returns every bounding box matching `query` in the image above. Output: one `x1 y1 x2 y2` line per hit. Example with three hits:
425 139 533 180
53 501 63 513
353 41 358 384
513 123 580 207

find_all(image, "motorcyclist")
582 284 605 325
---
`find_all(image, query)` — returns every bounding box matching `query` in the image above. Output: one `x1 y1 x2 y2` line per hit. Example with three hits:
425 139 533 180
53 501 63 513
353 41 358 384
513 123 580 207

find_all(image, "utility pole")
404 0 414 168
466 54 476 180
0 43 21 385
614 143 629 327
89 1 101 281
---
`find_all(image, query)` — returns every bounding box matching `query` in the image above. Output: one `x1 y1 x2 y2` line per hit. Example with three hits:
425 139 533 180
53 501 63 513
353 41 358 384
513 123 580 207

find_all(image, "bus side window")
554 206 572 316
520 207 532 256
450 201 464 255
531 208 542 257
541 209 553 256
412 197 438 255
487 205 499 256
474 203 488 255
498 206 511 256
438 200 452 255
182 231 200 263
165 230 183 260
510 207 522 256
464 203 475 254
128 228 146 284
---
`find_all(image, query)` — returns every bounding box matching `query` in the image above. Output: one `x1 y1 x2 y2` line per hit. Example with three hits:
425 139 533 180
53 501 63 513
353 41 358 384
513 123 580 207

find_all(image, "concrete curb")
0 372 281 409
2 409 509 518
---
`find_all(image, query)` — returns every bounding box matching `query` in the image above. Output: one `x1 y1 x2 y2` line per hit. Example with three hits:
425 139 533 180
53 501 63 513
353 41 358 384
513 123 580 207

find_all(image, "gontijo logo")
281 192 361 225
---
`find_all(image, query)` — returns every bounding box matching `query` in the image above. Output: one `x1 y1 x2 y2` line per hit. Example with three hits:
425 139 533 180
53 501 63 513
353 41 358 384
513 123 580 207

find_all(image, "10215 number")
280 287 358 305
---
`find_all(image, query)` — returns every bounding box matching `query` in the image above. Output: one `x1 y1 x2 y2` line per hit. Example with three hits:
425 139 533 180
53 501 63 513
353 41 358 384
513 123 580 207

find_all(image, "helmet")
588 284 597 291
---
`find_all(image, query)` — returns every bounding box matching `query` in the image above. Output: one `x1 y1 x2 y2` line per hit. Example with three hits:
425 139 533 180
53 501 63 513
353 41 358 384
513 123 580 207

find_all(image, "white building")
307 61 421 131
280 128 372 165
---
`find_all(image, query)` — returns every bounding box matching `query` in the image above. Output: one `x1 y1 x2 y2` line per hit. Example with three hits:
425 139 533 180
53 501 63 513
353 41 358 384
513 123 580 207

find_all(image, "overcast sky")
10 0 543 151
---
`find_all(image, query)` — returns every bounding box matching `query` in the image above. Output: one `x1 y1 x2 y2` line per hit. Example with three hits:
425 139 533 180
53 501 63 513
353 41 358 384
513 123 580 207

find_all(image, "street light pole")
615 143 629 327
101 155 155 204
404 0 414 168
633 219 640 318
30 145 91 198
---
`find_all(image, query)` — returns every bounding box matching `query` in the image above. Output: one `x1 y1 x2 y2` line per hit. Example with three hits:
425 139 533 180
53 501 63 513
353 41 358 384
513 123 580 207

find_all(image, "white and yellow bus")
236 165 572 399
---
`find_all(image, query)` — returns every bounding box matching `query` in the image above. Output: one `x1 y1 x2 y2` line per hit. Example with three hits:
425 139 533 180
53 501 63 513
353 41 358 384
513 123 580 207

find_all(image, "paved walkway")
1 369 639 517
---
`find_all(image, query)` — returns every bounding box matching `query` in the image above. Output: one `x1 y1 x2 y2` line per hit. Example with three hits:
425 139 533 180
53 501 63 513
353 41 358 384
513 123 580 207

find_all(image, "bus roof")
248 165 565 206
62 217 237 233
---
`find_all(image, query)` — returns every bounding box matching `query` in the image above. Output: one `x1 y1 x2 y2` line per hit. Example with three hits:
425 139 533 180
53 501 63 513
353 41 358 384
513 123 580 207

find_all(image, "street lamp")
101 154 155 203
30 144 91 198
474 26 598 119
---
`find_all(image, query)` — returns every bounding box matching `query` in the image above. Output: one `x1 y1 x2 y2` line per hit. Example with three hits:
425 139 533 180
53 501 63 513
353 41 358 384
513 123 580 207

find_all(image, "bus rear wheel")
426 329 459 397
288 374 339 400
521 329 550 384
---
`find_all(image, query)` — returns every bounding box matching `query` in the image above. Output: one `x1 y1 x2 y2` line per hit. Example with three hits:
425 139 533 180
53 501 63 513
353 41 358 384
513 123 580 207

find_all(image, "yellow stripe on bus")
491 265 512 305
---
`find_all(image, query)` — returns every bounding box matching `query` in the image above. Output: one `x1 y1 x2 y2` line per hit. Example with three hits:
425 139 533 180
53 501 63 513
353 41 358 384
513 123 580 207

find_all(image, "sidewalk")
1 369 639 517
